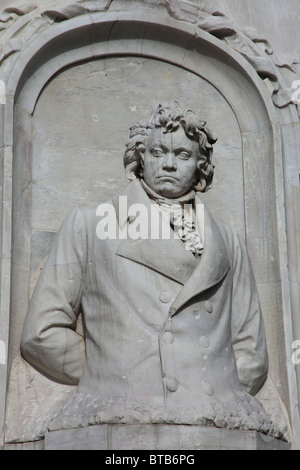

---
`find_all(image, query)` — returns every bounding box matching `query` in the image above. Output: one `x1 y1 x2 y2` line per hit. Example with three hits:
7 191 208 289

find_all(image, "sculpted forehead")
146 126 199 154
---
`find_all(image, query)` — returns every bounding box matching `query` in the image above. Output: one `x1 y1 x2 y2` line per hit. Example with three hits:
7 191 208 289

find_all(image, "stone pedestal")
44 424 290 450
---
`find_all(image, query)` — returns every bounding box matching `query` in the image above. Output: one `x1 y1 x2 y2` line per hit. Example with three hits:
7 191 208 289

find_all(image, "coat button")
160 290 173 303
193 309 201 319
166 378 178 392
162 332 174 344
199 336 210 348
205 301 213 313
203 381 214 396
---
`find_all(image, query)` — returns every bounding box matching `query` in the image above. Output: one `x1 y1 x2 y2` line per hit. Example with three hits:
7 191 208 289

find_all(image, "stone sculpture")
20 101 283 440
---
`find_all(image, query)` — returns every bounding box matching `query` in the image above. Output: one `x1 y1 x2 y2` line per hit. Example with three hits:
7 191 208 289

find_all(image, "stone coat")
21 179 277 434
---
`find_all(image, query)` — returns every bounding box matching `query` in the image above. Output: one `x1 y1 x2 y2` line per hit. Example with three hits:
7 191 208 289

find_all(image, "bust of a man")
21 102 281 438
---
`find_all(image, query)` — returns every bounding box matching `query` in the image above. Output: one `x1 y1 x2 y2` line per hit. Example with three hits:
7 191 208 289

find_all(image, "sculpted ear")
136 141 146 168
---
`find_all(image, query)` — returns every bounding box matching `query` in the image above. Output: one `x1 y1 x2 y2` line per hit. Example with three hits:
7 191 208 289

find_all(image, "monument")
20 102 288 449
1 0 299 451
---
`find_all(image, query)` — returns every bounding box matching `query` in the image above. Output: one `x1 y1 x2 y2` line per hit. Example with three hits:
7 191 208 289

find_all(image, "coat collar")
113 180 231 310
113 180 198 285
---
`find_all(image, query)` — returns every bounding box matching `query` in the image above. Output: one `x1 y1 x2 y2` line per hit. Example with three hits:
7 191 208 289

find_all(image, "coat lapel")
170 194 231 314
114 181 231 308
114 180 198 285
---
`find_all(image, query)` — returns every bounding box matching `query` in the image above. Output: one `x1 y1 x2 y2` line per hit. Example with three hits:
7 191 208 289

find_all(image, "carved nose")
162 153 177 170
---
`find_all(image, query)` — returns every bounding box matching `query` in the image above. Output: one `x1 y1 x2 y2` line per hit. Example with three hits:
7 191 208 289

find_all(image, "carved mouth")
157 176 178 183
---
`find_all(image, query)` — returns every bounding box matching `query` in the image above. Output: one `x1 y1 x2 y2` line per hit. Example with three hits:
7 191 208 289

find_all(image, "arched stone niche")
1 5 299 448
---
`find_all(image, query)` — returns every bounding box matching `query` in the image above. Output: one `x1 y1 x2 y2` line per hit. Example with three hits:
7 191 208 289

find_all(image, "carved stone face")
141 126 199 198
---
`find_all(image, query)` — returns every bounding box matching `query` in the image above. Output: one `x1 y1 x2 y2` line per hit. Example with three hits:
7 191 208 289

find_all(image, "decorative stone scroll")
164 0 300 114
0 1 112 67
0 0 298 114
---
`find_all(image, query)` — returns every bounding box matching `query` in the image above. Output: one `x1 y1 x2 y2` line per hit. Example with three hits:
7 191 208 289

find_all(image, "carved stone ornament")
0 1 112 67
0 0 298 114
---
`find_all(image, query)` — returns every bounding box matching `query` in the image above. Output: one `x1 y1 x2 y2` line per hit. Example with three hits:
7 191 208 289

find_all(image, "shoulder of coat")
213 218 242 251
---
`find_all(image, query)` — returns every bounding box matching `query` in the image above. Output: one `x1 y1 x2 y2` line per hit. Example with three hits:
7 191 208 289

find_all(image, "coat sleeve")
20 208 87 385
230 230 268 396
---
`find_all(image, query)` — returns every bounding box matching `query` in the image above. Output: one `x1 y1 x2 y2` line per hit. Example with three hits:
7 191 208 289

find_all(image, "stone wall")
0 0 299 449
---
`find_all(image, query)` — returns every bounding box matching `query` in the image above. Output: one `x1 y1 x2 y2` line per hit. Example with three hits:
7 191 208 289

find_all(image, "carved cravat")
140 179 204 257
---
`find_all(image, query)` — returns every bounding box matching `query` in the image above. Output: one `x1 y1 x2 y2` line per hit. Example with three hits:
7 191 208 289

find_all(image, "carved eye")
152 149 165 158
177 151 191 160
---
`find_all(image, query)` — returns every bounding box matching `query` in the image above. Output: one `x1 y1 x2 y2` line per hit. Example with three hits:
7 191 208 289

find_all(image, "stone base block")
44 424 290 450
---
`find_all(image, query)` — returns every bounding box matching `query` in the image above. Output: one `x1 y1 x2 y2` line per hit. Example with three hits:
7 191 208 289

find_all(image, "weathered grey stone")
0 0 299 451
19 102 283 444
31 57 244 234
4 440 45 451
44 424 290 450
3 354 73 445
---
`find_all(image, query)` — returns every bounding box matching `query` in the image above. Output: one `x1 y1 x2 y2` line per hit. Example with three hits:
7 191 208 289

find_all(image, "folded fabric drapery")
141 179 204 257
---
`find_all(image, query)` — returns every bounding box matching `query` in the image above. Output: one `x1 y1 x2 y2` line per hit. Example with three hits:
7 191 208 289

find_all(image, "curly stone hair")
123 101 217 192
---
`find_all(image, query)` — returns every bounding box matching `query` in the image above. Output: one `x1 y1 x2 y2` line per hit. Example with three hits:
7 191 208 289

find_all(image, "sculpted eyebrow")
151 144 168 152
